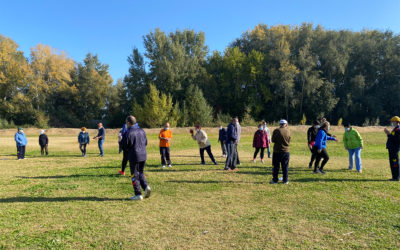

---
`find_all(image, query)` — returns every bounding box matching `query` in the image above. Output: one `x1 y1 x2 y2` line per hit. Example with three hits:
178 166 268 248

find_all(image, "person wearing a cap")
14 128 27 160
313 122 338 174
38 130 49 156
307 120 320 168
270 119 291 184
78 127 90 157
384 116 400 181
343 123 363 173
190 125 217 165
93 122 106 157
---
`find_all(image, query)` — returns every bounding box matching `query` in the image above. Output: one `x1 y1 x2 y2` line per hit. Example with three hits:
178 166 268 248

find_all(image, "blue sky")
1 0 399 82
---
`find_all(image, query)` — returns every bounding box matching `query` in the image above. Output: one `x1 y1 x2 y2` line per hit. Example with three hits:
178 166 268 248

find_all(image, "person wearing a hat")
190 125 217 165
38 130 49 156
78 127 90 157
313 122 338 174
14 128 28 160
384 116 400 181
343 123 363 172
270 119 291 184
93 122 106 157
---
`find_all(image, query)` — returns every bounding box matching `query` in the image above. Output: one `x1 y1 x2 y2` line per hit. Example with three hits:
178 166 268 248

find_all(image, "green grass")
0 127 399 249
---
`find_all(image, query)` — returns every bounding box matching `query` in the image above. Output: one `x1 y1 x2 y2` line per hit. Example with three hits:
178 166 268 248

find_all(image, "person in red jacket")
252 123 269 163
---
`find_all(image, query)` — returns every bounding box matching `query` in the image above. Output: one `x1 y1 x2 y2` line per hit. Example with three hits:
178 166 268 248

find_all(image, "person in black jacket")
121 115 151 201
38 130 49 156
385 116 400 181
225 118 238 171
307 121 320 168
218 125 227 157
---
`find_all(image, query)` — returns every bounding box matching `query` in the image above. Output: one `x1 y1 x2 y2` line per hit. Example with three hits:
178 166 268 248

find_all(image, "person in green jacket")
343 123 363 172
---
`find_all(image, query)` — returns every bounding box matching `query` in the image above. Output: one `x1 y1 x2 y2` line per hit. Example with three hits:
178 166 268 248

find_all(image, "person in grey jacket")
235 117 241 165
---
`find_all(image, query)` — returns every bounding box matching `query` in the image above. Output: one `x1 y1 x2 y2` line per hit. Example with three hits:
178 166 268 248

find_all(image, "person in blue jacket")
15 128 28 160
313 122 338 174
78 127 90 157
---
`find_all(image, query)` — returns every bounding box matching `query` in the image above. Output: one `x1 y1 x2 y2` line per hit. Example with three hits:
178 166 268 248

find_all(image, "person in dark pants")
270 120 291 184
190 125 217 165
307 120 320 168
313 122 338 174
384 116 400 181
78 127 90 157
38 130 49 156
218 125 227 157
93 123 106 157
118 124 128 175
225 118 238 171
14 128 27 160
235 117 241 165
121 115 151 201
159 122 172 168
252 123 269 163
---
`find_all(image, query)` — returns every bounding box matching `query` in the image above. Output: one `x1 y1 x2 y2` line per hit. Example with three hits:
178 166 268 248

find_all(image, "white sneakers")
130 195 143 201
252 159 256 163
168 164 172 168
261 159 264 163
130 186 151 201
162 165 166 168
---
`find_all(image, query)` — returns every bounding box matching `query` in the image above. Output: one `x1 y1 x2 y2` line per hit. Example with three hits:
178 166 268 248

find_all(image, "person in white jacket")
190 125 217 165
262 120 272 158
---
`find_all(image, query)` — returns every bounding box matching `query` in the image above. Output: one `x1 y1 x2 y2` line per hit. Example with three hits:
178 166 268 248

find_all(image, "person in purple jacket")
121 115 151 201
313 122 338 174
252 123 269 163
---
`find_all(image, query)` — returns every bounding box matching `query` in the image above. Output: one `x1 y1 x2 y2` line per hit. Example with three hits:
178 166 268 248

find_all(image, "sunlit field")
0 126 399 249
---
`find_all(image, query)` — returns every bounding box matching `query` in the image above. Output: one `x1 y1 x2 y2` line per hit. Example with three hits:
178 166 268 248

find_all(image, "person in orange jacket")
159 122 172 168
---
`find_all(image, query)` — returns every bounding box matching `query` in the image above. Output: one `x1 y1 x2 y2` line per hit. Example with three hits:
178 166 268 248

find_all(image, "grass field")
0 126 399 249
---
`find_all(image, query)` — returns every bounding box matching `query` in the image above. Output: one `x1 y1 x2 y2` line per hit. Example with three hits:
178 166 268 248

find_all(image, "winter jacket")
38 134 48 146
15 132 27 147
307 126 318 144
218 128 227 143
386 126 400 152
192 129 211 149
314 129 336 150
343 128 363 149
159 129 172 147
272 127 291 153
121 126 148 162
226 123 238 144
78 132 90 144
253 130 269 148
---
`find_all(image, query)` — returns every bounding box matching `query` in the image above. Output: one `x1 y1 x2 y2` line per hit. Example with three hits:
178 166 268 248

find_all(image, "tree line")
1 23 400 128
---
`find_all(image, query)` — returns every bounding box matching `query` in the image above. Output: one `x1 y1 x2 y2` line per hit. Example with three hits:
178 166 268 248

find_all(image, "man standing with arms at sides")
121 115 151 201
262 120 272 158
93 123 106 157
15 128 27 160
270 120 291 184
159 122 172 168
235 117 241 165
225 118 238 171
384 116 400 181
218 125 227 157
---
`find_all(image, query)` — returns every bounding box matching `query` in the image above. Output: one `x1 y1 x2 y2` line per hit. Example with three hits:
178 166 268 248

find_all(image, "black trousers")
200 146 216 164
225 143 237 170
160 147 171 165
253 147 265 159
314 147 330 170
272 152 290 182
389 150 400 180
40 144 48 155
309 144 316 166
17 146 26 159
79 143 87 155
129 160 148 196
236 146 240 164
121 149 128 172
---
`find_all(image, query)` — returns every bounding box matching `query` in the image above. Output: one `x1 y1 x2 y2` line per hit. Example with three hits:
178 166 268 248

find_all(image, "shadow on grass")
0 196 127 203
294 178 387 183
17 174 121 179
166 180 264 184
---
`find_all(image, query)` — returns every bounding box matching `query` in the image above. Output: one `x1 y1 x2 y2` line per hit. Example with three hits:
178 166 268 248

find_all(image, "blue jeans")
98 139 104 156
348 147 362 171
